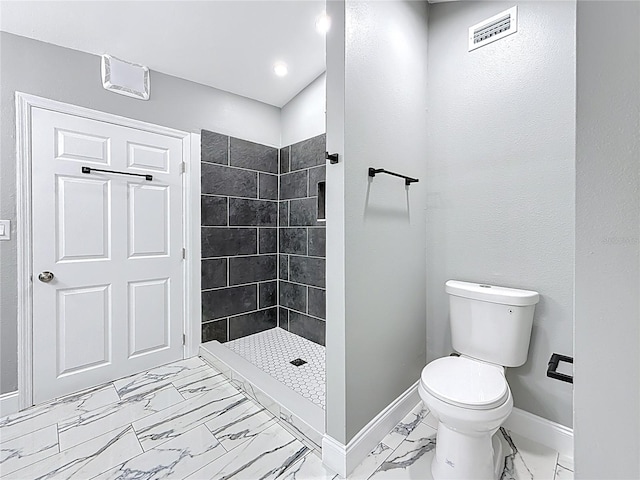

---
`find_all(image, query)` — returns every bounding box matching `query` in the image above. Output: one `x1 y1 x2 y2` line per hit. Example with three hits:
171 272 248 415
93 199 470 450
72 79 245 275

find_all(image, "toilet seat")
421 356 509 410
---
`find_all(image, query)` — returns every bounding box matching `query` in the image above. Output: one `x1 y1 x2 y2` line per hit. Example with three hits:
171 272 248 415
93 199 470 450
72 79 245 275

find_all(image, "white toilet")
419 280 539 480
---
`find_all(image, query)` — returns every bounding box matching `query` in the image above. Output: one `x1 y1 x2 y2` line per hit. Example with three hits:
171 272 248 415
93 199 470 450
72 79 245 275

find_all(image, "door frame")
15 92 201 410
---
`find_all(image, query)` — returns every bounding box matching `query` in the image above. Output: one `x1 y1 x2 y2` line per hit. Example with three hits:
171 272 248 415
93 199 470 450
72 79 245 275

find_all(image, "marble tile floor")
0 356 572 479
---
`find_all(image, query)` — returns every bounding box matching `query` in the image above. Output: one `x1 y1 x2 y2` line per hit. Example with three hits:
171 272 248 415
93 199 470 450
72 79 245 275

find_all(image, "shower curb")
199 340 324 452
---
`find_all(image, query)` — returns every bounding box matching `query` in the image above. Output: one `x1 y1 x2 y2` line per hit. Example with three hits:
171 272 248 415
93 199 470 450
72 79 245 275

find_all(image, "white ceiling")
0 0 327 107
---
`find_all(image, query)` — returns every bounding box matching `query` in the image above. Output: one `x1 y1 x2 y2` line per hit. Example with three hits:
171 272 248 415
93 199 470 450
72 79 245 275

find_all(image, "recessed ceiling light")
273 62 288 77
316 13 331 34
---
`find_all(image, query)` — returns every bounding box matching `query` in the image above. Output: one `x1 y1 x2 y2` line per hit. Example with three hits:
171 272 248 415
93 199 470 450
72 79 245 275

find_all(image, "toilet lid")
421 356 509 410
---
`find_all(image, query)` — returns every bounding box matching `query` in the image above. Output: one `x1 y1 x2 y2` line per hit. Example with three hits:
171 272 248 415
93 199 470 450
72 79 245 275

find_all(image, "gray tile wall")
201 130 278 343
201 130 326 347
278 134 327 345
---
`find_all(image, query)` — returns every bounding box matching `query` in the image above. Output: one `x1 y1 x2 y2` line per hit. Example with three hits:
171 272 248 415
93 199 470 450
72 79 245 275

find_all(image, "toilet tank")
446 280 539 367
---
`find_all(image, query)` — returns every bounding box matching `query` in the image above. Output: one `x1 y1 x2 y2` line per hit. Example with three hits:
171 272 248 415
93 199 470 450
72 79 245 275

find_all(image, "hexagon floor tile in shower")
225 327 325 409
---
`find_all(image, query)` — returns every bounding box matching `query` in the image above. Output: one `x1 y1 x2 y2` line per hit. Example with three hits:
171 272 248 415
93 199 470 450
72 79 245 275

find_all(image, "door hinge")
183 334 186 346
180 162 186 174
182 247 186 259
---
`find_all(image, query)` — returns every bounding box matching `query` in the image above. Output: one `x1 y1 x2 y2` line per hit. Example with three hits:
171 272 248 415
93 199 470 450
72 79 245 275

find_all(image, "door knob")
38 271 55 283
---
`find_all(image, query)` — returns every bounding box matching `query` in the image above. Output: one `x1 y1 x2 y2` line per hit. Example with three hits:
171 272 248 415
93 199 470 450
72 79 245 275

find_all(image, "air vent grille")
474 15 511 44
469 6 518 51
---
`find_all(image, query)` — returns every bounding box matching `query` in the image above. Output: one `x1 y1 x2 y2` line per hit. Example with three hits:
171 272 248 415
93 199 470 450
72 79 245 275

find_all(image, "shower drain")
290 358 307 367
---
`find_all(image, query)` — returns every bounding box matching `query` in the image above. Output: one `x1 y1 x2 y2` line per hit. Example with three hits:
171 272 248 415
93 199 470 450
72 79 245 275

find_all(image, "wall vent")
468 6 518 52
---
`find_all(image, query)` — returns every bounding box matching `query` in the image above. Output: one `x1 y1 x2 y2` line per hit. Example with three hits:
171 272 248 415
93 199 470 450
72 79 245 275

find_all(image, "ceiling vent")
468 6 517 52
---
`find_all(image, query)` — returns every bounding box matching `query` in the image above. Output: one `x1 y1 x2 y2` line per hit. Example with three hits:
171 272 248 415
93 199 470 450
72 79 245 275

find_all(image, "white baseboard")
322 390 573 476
321 435 348 477
0 391 19 418
504 407 574 466
322 381 420 477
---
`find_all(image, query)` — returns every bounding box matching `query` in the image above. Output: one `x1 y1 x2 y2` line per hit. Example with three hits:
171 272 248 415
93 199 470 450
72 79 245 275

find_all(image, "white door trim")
185 132 202 357
0 391 20 418
15 92 197 410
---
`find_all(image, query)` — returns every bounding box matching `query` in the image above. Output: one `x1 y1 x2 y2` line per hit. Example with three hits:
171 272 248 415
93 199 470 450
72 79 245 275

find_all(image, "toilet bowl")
419 356 513 480
421 280 539 480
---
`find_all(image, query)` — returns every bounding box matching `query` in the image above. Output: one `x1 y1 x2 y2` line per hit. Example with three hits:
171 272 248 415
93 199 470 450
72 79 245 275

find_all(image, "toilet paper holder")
547 353 573 384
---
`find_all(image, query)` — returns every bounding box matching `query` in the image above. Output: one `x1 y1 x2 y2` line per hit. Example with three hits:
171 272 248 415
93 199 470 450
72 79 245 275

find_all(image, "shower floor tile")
225 328 326 409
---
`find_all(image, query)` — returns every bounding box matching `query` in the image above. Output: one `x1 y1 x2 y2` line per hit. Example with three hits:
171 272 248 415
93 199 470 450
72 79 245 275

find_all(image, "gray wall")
575 1 640 478
425 1 576 428
0 32 281 394
325 0 348 443
326 0 429 443
280 73 326 147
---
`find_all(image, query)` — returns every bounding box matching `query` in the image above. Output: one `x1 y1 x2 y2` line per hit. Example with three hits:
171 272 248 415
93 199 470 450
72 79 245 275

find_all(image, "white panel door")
31 107 184 405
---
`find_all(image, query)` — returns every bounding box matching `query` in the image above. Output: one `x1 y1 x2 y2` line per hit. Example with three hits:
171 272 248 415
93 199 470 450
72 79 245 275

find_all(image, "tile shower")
200 130 327 443
200 130 326 346
200 130 279 343
278 134 326 345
